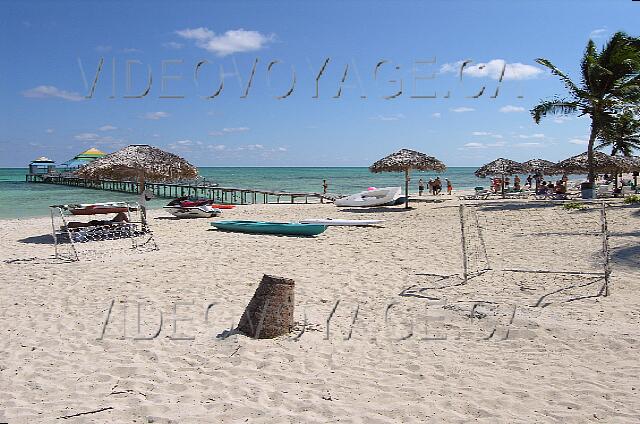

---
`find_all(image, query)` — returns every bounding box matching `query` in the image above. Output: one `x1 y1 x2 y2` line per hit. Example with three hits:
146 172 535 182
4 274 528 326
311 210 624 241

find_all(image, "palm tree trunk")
587 120 598 184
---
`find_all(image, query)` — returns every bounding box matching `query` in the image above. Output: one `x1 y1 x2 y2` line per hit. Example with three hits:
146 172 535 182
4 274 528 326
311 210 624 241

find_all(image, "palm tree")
530 32 640 183
597 110 640 157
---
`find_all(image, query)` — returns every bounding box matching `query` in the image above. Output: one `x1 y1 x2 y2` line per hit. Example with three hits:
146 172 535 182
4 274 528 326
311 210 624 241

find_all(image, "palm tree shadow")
611 245 640 268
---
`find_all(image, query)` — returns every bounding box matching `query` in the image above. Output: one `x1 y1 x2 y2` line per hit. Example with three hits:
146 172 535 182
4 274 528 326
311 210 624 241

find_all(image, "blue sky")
1 0 638 167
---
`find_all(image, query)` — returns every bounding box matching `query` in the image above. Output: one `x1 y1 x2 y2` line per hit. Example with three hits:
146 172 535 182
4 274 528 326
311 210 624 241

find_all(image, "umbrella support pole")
458 203 468 284
404 169 410 209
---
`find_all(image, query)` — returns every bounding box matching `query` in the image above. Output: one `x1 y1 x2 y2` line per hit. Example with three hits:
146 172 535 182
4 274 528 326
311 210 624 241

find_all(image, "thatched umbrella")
75 144 197 182
76 144 198 223
474 158 528 197
550 151 625 175
622 156 640 187
522 159 556 175
522 159 556 191
369 148 446 208
604 155 640 188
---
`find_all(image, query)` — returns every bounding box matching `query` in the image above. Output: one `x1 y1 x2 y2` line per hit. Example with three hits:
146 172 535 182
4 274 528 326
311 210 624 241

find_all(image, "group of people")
489 174 569 195
418 177 453 196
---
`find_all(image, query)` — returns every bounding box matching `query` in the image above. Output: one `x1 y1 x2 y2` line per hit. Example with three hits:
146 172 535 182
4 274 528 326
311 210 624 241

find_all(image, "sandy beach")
1 197 639 423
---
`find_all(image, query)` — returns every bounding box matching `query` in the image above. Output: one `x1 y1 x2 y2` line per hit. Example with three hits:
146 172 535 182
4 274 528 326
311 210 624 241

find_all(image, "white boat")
163 205 221 218
334 187 402 207
299 218 384 226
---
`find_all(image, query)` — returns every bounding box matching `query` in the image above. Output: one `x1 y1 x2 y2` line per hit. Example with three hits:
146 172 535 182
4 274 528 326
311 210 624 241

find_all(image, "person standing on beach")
514 175 521 191
428 179 434 195
321 179 328 203
433 177 442 195
446 178 453 195
418 178 425 196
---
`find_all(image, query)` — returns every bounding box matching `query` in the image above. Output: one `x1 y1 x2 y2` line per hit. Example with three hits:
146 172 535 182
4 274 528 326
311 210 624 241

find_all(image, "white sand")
1 197 639 423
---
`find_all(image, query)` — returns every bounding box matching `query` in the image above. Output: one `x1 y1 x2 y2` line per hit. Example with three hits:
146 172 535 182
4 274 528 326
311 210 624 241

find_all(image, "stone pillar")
238 274 295 339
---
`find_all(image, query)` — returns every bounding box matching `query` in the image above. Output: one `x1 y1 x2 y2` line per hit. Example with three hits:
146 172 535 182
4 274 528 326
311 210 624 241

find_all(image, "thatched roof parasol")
615 155 640 172
369 148 446 173
522 159 556 176
75 144 198 182
474 158 527 178
550 151 626 175
369 149 446 208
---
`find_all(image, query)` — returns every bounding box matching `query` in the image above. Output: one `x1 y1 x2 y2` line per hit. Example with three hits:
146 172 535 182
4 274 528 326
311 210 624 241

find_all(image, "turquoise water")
1 167 488 219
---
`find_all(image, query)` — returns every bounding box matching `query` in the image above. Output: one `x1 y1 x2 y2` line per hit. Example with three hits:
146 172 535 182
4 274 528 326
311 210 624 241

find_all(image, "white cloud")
514 142 543 147
568 138 589 145
45 128 54 134
74 133 99 141
143 111 169 120
500 105 525 113
176 27 275 56
519 133 545 139
277 147 287 152
208 131 224 136
463 142 486 149
431 112 441 118
162 41 184 49
451 107 475 113
22 85 84 101
222 127 250 133
246 144 264 150
472 131 491 136
98 125 117 131
553 116 572 124
590 28 607 39
370 113 405 121
73 132 125 148
209 144 226 151
441 59 543 80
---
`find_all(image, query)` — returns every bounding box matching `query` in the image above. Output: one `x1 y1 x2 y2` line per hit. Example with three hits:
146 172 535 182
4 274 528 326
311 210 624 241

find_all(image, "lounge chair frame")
50 202 158 261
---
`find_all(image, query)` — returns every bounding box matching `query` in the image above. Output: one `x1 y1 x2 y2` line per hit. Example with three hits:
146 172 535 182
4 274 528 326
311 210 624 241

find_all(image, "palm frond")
581 39 598 90
530 99 580 124
535 58 586 98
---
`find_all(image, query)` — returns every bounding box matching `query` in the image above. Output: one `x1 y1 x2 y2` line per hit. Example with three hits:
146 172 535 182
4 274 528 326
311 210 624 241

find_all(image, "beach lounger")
621 186 635 197
461 187 491 200
62 222 139 242
596 184 613 198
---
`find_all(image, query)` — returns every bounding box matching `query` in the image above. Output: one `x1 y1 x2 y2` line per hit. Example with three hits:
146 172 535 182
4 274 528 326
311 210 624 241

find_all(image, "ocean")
1 167 490 219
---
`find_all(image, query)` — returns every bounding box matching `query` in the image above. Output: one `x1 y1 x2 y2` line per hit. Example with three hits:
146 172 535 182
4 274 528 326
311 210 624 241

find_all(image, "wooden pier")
26 173 332 205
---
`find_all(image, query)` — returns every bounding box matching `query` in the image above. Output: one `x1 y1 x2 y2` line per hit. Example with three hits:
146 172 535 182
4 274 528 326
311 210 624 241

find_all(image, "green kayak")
211 220 327 236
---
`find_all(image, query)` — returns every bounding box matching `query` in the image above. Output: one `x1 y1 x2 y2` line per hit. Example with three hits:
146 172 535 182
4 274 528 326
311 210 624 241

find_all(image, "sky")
1 0 639 167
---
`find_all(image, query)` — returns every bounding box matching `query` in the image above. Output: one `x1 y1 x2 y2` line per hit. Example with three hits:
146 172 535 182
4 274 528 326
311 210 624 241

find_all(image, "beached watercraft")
69 202 132 215
299 218 384 226
334 187 402 207
164 205 221 218
167 197 236 209
211 220 326 236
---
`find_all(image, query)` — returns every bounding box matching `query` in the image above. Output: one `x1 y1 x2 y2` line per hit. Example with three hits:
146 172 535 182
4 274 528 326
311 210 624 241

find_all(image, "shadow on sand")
18 234 58 245
207 228 320 238
611 244 640 269
337 207 414 213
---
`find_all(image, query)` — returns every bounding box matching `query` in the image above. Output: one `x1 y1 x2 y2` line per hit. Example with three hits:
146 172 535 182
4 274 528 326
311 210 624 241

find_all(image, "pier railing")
25 173 333 204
